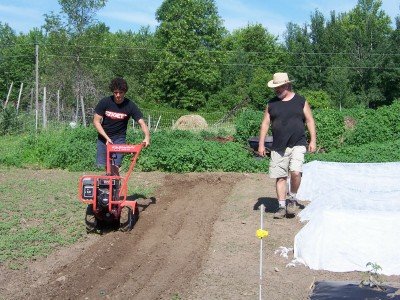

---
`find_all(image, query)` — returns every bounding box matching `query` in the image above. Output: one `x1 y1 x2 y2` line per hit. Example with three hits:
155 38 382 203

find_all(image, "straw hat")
267 72 292 88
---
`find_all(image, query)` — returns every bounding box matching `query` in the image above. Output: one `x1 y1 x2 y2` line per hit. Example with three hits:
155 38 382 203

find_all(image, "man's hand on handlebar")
258 145 266 157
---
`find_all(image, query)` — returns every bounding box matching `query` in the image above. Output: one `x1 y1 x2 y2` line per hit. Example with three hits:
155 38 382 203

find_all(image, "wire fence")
3 100 237 135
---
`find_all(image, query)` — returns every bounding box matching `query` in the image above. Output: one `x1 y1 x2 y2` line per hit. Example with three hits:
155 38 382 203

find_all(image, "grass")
0 165 154 268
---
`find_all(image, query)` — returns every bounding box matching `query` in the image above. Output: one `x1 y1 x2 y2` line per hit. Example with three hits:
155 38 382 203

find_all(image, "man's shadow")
254 197 297 219
253 197 279 213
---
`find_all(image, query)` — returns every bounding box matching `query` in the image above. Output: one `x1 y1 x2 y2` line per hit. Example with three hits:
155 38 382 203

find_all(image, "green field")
0 166 154 269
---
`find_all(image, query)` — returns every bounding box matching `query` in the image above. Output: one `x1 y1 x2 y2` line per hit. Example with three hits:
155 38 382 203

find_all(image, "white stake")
154 115 161 132
259 204 264 300
256 204 268 300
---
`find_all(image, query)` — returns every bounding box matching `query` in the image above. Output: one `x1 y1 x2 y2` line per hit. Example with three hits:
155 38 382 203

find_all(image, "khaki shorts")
269 146 307 178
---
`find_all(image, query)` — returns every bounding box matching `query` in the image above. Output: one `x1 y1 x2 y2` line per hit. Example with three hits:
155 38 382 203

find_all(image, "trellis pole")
57 90 60 121
35 43 39 132
4 81 13 108
17 82 23 113
154 116 161 132
256 204 269 300
42 86 47 129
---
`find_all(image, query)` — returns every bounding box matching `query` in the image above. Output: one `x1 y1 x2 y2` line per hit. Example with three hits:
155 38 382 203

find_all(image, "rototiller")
78 143 144 232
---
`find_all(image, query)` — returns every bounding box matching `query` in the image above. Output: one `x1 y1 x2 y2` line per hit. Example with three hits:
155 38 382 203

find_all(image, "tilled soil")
1 171 399 300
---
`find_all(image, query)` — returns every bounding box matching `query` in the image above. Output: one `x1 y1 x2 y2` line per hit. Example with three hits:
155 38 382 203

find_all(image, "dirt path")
1 171 399 299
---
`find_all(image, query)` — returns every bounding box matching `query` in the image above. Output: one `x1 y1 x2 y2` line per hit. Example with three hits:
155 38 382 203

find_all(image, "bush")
18 126 98 171
298 89 332 109
309 139 400 163
343 101 400 146
234 109 263 144
312 109 345 152
1 127 269 173
0 106 19 135
3 101 399 172
128 130 269 172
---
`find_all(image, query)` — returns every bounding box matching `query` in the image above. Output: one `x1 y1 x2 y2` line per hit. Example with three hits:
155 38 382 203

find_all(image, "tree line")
0 0 399 114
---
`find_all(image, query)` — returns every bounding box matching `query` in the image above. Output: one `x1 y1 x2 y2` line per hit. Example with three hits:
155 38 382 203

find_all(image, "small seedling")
360 262 385 291
171 293 181 300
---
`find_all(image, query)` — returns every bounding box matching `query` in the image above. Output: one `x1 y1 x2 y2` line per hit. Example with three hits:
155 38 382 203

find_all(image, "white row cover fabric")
294 161 400 275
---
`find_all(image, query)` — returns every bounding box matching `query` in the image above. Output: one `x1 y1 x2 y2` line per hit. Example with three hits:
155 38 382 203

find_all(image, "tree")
0 23 38 103
0 23 17 97
148 0 226 110
107 27 158 103
308 10 330 90
326 64 353 109
58 0 107 35
219 24 282 110
39 0 109 124
342 0 392 107
379 7 400 104
284 22 313 90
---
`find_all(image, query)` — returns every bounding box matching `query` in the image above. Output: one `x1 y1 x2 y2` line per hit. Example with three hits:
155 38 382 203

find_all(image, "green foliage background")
0 125 269 173
1 0 399 114
1 100 400 172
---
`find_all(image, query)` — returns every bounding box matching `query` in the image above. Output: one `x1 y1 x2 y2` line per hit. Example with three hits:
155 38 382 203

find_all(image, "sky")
0 0 398 38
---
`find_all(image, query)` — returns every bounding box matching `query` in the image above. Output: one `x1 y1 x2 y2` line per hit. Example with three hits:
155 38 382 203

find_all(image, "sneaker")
285 199 296 215
288 195 305 210
274 207 286 219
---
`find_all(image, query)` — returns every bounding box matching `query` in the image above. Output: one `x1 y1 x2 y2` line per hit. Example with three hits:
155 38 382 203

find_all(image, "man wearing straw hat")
258 72 316 219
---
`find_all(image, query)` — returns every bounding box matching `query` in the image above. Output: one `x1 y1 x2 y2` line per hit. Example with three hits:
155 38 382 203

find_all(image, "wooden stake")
57 90 60 121
4 81 13 108
42 86 47 128
80 95 86 127
17 82 23 113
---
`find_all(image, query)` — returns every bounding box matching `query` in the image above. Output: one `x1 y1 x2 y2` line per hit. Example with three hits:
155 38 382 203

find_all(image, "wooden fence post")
75 97 79 122
154 116 161 132
80 95 86 127
17 82 23 113
57 90 60 121
30 88 33 111
42 86 47 129
35 43 39 132
4 81 13 108
148 115 151 130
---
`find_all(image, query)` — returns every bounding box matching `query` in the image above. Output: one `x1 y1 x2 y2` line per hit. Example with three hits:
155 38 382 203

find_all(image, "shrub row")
1 127 268 173
1 100 399 171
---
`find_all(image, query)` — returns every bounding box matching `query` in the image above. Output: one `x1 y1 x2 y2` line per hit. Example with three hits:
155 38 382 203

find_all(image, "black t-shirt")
95 96 143 140
267 94 307 151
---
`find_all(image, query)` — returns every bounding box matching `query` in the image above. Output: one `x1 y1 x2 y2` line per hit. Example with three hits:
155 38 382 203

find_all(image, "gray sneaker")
274 207 286 219
285 199 296 215
288 195 305 210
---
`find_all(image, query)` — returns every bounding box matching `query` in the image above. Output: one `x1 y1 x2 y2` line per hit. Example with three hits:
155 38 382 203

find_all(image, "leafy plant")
0 106 20 135
360 262 384 290
343 101 400 146
298 89 332 109
312 109 344 152
234 109 263 144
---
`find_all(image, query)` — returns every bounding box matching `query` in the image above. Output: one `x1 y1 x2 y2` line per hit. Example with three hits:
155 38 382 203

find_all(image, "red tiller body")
78 143 144 222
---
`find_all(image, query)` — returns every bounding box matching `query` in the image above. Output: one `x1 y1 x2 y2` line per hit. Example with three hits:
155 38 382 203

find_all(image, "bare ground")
1 171 399 300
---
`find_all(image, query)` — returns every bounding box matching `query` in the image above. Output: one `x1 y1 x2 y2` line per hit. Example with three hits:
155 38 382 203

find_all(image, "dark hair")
109 77 128 93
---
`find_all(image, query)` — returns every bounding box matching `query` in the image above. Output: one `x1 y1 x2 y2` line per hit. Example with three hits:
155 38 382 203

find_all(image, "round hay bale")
173 114 208 130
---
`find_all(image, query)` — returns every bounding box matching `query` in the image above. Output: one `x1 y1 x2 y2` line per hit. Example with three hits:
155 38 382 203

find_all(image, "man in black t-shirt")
94 77 150 174
258 73 316 219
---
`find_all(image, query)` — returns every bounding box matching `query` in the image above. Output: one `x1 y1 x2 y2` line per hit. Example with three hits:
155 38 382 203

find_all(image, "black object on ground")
310 281 400 300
